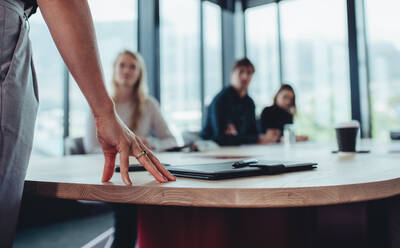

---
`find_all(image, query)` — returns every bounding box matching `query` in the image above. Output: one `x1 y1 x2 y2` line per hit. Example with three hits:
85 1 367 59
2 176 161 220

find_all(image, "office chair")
64 137 86 155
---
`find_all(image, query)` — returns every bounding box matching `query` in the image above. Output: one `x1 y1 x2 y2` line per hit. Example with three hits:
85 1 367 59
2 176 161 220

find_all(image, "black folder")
167 160 317 180
115 163 171 172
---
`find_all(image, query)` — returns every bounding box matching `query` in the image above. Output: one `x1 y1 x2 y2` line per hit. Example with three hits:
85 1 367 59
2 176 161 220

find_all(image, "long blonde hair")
111 50 148 132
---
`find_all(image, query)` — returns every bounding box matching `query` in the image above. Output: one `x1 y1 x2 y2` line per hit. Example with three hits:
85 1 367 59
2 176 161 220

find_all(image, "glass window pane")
245 4 281 115
234 0 246 58
280 0 351 140
365 0 400 140
160 0 201 133
30 10 64 156
69 0 138 138
203 1 223 106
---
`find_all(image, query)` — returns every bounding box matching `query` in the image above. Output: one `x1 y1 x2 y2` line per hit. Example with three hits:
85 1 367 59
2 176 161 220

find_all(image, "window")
245 4 281 115
234 0 246 59
160 0 201 133
203 1 223 106
364 0 400 139
280 0 351 140
30 10 64 156
69 0 138 138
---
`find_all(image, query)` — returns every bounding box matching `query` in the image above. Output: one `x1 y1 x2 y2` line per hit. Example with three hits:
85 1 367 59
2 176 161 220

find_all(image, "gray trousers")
0 0 38 247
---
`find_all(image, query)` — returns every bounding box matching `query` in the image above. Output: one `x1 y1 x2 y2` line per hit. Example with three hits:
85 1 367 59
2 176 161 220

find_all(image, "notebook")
167 159 317 180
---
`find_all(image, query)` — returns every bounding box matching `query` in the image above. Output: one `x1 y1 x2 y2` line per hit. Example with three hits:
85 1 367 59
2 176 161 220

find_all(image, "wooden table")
25 142 400 248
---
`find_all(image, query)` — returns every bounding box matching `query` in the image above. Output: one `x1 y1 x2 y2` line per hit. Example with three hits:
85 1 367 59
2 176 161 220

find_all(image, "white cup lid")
334 120 360 129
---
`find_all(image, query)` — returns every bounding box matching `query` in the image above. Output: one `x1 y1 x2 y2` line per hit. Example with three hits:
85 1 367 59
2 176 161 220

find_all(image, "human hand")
258 129 281 144
296 135 309 142
138 136 155 150
225 124 238 136
95 112 176 185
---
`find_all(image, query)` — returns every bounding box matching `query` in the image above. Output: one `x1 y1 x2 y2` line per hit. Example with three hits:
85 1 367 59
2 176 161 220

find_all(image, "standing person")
260 84 308 142
0 1 174 247
200 58 280 146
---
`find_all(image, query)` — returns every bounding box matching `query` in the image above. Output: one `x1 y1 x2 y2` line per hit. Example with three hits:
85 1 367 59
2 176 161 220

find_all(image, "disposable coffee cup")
334 121 360 152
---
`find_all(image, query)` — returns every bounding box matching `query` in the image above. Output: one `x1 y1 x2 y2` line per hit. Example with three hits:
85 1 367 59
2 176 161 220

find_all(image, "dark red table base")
137 202 384 248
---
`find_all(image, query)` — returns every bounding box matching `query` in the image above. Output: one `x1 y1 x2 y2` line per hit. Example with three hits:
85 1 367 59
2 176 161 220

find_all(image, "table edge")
24 176 400 208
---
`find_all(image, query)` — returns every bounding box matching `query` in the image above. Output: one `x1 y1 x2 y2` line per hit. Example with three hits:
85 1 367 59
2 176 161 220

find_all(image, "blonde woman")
84 50 177 247
84 50 177 153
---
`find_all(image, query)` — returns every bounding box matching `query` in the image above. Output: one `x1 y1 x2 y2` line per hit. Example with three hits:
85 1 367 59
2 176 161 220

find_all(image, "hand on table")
138 136 155 150
258 129 281 144
95 112 176 185
296 135 309 142
225 124 238 136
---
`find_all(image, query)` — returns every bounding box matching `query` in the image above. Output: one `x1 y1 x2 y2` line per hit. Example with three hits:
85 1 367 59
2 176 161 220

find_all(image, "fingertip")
122 175 132 185
144 149 175 182
155 175 167 183
119 144 132 185
121 170 132 185
127 176 132 185
165 173 176 181
101 167 114 183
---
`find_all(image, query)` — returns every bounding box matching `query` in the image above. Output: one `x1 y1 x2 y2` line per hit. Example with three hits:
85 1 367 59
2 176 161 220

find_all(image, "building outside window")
280 0 351 140
245 4 281 116
30 10 64 156
364 0 400 140
69 0 138 138
160 0 202 134
203 1 223 107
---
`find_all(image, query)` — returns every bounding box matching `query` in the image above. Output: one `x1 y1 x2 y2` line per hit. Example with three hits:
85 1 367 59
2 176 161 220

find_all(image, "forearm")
38 0 114 118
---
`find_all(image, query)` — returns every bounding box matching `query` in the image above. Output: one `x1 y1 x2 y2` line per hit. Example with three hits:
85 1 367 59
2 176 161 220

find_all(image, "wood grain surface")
24 142 400 208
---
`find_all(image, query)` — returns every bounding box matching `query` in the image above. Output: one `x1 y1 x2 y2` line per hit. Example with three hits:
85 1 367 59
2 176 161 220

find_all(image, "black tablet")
115 163 171 172
167 160 317 180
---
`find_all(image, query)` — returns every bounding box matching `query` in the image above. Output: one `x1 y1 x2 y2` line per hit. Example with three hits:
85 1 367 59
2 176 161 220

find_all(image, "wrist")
92 97 115 120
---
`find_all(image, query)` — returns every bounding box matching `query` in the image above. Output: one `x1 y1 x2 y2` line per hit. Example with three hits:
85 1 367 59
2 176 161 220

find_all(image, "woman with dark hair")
260 84 308 142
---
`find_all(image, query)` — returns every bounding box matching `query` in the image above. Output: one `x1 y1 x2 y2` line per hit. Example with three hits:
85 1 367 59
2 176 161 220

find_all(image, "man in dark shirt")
200 58 280 146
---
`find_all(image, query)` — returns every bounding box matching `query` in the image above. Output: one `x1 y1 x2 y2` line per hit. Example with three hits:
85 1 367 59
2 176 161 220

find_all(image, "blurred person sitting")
84 50 177 153
260 84 308 142
200 58 280 146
